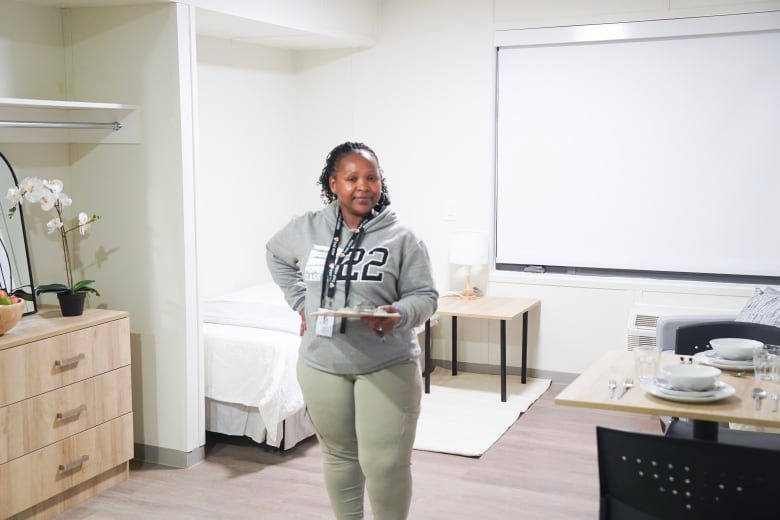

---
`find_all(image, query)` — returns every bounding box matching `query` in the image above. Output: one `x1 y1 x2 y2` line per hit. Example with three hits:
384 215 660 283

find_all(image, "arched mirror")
0 151 37 315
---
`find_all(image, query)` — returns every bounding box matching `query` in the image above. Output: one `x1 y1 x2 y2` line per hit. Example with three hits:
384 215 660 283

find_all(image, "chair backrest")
596 426 780 520
674 320 780 356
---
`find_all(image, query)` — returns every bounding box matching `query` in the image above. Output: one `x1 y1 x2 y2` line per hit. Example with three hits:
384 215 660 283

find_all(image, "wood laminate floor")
56 383 660 519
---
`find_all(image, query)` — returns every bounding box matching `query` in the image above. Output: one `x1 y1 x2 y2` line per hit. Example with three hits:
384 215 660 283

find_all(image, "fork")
616 378 634 400
608 379 617 399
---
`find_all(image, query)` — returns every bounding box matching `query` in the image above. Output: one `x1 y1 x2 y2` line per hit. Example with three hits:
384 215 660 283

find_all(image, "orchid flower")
46 217 64 233
6 176 100 296
77 212 93 235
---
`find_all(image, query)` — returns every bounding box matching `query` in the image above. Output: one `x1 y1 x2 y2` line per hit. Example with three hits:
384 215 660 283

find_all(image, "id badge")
315 309 334 338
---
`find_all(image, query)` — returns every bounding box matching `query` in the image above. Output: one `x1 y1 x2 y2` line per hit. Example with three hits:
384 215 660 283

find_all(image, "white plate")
654 380 726 398
641 380 736 403
694 351 752 370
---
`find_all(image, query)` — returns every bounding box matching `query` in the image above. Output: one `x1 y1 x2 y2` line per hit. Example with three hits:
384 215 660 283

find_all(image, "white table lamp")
450 231 488 299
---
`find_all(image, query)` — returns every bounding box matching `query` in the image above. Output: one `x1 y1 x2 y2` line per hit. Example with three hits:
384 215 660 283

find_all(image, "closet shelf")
0 97 139 144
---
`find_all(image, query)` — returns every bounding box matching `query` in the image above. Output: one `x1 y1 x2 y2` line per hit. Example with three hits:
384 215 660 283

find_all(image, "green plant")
6 177 100 296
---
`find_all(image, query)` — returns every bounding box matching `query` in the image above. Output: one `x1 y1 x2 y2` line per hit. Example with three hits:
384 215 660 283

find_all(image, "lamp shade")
449 231 488 266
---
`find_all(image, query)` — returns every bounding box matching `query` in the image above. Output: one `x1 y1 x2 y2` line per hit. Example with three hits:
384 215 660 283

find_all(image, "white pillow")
202 283 300 335
736 286 780 327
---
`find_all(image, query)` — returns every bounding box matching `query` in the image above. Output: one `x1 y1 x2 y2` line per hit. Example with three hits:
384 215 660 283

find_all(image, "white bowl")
662 364 721 391
709 337 763 361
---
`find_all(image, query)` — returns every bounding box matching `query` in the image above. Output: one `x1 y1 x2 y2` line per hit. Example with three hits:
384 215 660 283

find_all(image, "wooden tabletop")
555 350 780 429
436 295 540 320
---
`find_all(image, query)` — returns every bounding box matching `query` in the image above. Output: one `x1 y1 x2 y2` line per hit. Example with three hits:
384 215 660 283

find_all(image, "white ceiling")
13 0 372 50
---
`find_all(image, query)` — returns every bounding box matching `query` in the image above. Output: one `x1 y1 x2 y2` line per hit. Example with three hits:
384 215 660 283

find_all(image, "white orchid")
77 212 92 235
6 177 101 296
46 217 64 233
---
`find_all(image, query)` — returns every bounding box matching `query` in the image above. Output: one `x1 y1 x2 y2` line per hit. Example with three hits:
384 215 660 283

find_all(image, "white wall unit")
0 97 139 143
2 1 196 466
190 0 379 49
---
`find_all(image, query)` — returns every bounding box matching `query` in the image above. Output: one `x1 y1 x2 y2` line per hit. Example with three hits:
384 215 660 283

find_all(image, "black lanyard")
320 210 371 311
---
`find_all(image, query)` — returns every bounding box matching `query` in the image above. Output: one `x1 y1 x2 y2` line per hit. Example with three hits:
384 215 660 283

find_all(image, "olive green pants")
297 359 422 520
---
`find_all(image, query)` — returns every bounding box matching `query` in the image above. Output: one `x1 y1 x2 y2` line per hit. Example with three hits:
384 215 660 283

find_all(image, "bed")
202 283 315 450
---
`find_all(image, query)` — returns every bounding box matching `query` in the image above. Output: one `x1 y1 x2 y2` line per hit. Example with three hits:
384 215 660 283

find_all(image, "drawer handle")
59 454 89 472
56 404 87 420
54 353 86 368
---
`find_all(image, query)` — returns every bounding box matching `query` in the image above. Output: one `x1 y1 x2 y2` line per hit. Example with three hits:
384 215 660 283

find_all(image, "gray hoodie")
266 201 438 375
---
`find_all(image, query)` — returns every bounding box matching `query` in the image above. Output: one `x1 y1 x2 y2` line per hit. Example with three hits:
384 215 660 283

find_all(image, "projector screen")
495 13 780 281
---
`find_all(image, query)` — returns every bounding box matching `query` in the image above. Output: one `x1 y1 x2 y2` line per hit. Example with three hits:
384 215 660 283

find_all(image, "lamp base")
458 276 480 299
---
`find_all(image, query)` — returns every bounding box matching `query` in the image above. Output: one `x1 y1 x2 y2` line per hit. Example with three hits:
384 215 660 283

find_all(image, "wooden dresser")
0 307 132 519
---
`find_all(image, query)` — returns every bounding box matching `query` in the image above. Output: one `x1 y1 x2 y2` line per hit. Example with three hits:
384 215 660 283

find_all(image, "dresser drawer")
0 413 133 518
0 366 132 464
0 318 130 407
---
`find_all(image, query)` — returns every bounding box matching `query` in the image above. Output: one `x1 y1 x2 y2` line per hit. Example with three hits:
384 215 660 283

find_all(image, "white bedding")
202 283 314 449
205 398 315 449
202 283 300 334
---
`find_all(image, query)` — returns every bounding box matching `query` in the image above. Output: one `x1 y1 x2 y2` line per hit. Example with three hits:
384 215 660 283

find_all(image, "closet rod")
0 120 122 131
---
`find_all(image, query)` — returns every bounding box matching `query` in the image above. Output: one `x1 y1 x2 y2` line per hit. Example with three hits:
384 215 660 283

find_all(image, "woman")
266 141 438 519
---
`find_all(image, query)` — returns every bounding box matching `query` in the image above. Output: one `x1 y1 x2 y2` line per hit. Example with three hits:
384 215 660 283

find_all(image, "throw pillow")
736 286 780 327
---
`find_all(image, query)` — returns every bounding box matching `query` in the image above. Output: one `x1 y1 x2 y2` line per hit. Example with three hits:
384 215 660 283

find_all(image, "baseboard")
134 442 205 468
431 358 577 384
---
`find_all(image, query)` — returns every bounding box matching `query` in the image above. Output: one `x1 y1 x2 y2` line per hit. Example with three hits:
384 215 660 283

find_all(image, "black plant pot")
57 292 87 317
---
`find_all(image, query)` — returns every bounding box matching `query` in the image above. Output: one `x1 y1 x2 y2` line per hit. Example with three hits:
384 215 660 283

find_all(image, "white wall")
0 2 73 287
196 35 301 299
0 1 65 99
288 0 778 377
195 0 779 379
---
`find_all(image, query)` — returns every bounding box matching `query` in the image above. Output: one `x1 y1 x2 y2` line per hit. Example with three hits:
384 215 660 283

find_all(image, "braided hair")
318 141 391 209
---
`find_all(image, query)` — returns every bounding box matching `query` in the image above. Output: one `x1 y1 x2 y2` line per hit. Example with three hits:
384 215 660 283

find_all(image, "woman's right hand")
299 310 307 336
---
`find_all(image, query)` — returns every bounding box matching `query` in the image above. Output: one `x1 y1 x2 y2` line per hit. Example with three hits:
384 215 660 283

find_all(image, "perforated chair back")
674 320 780 356
597 426 780 520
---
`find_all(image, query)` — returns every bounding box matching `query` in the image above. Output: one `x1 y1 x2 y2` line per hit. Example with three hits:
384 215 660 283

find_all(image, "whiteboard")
495 14 780 280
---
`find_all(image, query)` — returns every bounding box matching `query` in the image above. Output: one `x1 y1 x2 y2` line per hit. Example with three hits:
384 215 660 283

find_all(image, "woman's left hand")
362 305 401 338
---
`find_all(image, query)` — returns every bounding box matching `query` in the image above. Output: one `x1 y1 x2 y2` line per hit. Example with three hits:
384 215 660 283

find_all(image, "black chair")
674 320 780 356
597 426 780 520
664 320 780 446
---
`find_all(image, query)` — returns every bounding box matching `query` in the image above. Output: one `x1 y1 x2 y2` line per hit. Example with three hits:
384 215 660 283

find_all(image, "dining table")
555 350 780 441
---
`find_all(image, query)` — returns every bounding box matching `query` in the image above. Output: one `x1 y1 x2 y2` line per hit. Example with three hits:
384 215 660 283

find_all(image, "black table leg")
500 319 507 402
424 319 431 393
521 311 528 384
451 316 458 376
692 420 719 441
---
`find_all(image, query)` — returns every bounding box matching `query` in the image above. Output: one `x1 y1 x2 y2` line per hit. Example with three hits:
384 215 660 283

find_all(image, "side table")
424 295 540 402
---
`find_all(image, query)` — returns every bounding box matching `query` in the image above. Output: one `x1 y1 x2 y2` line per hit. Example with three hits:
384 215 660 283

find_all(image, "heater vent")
633 314 659 329
626 305 734 351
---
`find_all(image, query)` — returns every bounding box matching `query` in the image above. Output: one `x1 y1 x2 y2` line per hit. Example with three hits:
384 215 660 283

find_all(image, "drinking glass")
771 345 780 383
633 344 660 384
753 344 780 382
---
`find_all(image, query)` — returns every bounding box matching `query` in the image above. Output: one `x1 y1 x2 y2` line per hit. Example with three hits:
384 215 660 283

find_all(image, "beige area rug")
413 367 551 457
